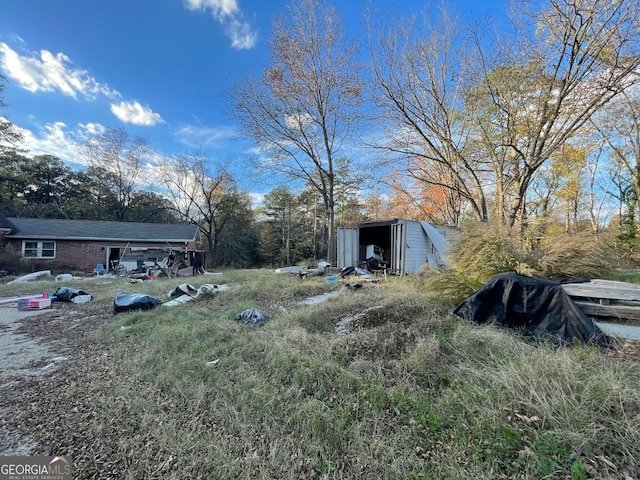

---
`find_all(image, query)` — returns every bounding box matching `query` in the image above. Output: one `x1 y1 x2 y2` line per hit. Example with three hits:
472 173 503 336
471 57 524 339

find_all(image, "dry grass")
423 222 624 303
538 231 622 279
0 270 638 479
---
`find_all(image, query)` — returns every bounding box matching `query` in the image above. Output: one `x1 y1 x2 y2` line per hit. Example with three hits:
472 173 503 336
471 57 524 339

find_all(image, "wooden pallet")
561 279 640 325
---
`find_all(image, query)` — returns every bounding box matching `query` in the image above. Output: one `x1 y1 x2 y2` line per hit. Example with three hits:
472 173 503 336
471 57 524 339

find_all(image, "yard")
0 270 638 479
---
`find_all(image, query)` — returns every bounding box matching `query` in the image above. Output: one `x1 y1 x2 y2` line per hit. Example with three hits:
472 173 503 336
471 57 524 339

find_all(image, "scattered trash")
18 296 51 311
54 287 93 303
326 275 339 286
41 356 70 370
120 325 133 331
129 275 154 283
275 266 303 274
318 261 331 269
168 283 198 298
55 273 74 282
177 266 195 277
206 359 220 367
0 294 44 306
113 292 163 314
199 284 227 295
71 294 92 304
234 308 271 326
162 294 196 307
344 282 364 290
339 266 372 279
7 270 52 285
596 322 640 341
162 283 229 307
299 290 342 305
300 267 327 278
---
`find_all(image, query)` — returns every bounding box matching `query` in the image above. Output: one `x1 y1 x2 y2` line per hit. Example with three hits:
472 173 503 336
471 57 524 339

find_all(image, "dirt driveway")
0 304 67 384
0 298 110 456
1 301 67 454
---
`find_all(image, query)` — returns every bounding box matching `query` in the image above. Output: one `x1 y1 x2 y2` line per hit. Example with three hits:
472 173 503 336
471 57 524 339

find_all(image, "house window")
23 241 56 259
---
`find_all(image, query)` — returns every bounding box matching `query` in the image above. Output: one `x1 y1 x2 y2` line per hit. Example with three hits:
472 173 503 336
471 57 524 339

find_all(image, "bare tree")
367 5 490 223
159 150 241 268
473 0 640 228
231 0 363 265
369 0 640 229
81 127 152 221
590 88 640 219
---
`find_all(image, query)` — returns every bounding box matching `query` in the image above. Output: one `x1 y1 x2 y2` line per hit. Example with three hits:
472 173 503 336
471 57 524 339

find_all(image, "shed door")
337 227 359 269
391 223 406 275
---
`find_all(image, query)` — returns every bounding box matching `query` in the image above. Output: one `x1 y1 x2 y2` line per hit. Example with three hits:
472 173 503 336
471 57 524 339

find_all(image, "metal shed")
337 218 456 275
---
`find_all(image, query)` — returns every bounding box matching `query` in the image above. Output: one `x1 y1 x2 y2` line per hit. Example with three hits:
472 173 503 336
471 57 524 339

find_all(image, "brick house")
0 215 201 273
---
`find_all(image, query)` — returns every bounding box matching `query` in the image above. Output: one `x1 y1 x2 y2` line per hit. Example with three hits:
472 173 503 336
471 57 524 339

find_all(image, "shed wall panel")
401 220 431 273
337 228 359 269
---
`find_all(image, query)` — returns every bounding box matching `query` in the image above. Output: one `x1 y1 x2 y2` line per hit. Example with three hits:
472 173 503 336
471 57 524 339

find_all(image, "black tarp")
54 287 91 302
113 291 163 314
452 272 612 348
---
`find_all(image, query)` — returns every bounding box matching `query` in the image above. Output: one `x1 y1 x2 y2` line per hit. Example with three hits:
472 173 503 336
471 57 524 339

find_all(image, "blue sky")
0 0 509 197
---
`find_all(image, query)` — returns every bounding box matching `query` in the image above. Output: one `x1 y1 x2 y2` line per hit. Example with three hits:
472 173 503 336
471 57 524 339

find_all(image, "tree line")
3 0 640 267
0 139 454 269
230 0 640 260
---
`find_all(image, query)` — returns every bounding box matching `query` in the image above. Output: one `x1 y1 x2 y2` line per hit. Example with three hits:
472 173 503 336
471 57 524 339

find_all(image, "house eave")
6 235 197 243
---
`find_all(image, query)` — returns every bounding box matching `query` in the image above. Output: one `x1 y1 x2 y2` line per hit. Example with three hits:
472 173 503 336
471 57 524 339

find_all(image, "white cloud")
110 101 163 126
175 124 236 147
0 42 118 100
185 0 239 19
227 18 258 50
248 192 264 206
0 42 162 125
184 0 257 50
78 122 107 136
12 121 84 165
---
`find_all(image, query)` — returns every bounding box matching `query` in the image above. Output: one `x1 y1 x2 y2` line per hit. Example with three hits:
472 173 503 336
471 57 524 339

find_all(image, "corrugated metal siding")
400 220 430 274
337 228 359 269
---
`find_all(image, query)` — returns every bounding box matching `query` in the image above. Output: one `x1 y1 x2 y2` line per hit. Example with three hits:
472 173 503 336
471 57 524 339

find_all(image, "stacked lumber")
561 279 640 326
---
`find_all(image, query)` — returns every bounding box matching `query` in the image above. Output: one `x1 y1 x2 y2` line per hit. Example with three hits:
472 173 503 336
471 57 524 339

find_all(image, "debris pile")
234 308 271 326
162 283 229 307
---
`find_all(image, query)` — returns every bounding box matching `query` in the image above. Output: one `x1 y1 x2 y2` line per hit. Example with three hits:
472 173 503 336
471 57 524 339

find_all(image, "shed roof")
5 217 199 243
357 218 400 228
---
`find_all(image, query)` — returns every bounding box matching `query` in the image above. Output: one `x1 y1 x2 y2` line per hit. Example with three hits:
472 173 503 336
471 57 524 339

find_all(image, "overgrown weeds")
422 221 624 303
1 270 638 479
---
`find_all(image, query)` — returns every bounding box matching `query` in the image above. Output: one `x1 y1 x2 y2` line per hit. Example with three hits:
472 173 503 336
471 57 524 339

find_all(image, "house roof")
0 214 17 230
5 217 199 243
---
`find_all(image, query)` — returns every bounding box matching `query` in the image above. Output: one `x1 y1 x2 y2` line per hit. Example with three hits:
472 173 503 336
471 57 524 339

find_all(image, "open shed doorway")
355 219 397 272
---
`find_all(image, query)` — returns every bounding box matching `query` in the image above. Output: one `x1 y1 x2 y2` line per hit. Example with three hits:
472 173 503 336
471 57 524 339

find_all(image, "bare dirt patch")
0 305 61 384
0 299 115 457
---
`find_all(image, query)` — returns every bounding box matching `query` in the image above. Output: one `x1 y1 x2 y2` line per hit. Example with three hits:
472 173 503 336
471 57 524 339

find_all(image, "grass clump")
538 231 622 279
422 221 623 303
